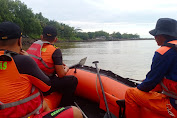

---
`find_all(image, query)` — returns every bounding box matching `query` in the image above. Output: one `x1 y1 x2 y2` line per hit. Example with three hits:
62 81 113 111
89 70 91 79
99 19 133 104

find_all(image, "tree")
133 33 140 39
46 21 75 40
0 0 15 22
88 32 95 39
76 32 89 40
111 32 122 39
0 0 141 40
35 12 49 28
122 33 140 39
94 30 109 39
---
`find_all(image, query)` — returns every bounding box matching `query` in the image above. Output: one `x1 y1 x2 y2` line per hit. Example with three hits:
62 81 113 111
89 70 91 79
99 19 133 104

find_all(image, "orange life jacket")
27 40 57 76
156 40 177 99
0 51 43 118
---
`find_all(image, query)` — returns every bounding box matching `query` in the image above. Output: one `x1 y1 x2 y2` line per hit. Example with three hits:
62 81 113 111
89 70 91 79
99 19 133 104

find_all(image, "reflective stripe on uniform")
22 103 43 118
161 81 177 99
0 92 40 109
29 54 54 69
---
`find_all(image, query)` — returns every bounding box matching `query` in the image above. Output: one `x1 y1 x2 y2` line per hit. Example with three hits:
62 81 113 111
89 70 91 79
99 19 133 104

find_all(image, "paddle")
74 102 88 118
93 61 117 118
69 57 87 69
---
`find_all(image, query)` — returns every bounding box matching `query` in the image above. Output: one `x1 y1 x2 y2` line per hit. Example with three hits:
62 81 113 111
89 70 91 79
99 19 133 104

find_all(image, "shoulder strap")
28 40 54 69
0 55 12 61
28 54 54 69
0 50 12 61
34 40 51 45
161 81 177 99
163 43 177 51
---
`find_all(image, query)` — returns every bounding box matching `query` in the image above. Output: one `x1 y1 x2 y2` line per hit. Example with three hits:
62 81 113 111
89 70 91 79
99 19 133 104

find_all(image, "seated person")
0 21 82 118
27 26 78 107
125 18 177 117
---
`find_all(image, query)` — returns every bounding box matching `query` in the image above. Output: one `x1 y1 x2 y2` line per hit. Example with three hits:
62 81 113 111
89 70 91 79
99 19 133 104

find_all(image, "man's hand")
63 65 69 72
20 50 29 56
55 64 69 78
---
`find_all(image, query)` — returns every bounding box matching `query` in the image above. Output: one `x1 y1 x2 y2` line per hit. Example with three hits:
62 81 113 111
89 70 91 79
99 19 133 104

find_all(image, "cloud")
60 20 155 38
20 0 177 38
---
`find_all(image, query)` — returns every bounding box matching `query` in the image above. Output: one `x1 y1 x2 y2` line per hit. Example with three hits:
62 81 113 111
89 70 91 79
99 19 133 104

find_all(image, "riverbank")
87 38 154 42
22 38 154 50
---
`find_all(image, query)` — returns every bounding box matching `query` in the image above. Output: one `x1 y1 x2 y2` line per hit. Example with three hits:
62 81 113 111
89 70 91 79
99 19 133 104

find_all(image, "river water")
56 40 158 80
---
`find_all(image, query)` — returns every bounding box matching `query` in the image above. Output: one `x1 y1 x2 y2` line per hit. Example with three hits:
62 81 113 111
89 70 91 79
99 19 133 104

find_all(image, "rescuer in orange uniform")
125 18 177 117
0 21 82 118
27 26 78 107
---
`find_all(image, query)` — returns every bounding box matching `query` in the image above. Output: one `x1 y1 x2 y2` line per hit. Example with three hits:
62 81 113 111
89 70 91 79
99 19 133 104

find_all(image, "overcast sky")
20 0 177 38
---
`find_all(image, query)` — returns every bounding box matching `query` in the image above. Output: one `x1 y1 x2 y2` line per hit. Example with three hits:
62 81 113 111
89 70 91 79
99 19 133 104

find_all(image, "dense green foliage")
0 0 42 38
77 31 140 40
111 32 140 39
0 0 140 41
0 0 76 40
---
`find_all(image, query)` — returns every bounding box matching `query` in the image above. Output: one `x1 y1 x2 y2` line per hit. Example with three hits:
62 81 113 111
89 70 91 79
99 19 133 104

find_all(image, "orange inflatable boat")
44 59 168 118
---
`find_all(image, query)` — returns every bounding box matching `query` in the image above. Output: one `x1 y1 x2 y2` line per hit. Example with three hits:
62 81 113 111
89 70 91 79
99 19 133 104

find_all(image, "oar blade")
69 57 87 69
79 57 87 66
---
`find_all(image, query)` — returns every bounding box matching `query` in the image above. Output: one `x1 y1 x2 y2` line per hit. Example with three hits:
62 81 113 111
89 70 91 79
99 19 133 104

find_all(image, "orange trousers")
125 88 177 118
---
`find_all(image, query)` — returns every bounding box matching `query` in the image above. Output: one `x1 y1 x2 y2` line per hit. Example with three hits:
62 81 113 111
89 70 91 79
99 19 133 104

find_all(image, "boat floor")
74 96 105 118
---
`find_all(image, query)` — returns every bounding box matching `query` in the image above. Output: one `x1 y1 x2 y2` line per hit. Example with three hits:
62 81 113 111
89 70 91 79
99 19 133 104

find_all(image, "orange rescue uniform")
0 51 51 117
125 40 177 118
27 40 56 76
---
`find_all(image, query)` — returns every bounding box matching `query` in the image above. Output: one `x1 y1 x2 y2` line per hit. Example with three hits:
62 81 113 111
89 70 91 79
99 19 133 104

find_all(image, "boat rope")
79 65 138 87
95 68 101 101
74 102 88 118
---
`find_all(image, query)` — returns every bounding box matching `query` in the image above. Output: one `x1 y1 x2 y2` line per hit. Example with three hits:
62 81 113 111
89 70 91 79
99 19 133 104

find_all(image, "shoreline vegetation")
1 0 148 43
22 38 154 50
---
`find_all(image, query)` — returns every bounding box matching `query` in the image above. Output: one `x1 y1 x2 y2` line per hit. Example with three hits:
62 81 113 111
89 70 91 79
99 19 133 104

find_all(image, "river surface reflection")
56 40 158 80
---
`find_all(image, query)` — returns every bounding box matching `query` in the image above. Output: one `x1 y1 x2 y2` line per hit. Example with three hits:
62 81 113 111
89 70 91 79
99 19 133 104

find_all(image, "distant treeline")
77 31 140 41
0 0 140 41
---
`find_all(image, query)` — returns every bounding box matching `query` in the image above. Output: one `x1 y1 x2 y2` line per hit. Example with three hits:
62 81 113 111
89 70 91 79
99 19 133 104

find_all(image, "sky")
20 0 177 38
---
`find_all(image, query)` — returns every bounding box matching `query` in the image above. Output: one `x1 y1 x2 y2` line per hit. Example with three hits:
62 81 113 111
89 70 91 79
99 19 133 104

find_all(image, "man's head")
0 22 22 49
42 26 57 42
149 18 177 46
